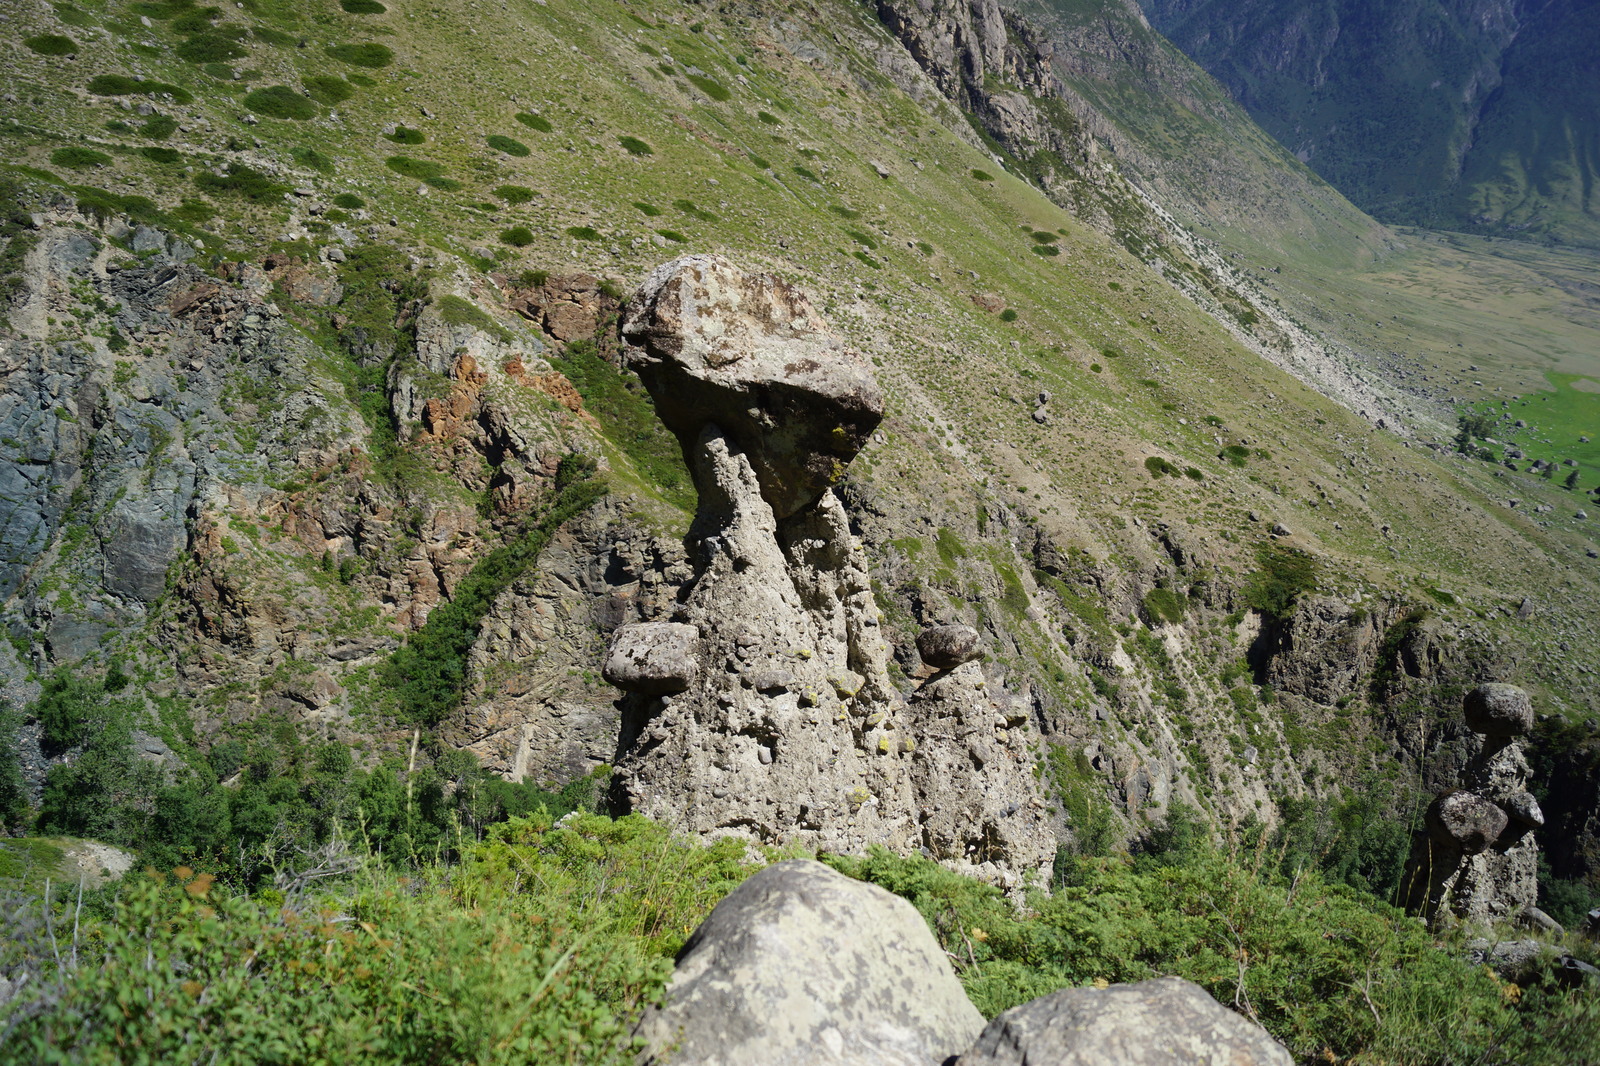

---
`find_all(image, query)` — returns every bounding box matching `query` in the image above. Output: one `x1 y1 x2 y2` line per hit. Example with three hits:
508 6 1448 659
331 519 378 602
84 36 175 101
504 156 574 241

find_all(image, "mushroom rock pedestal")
607 256 1054 887
1400 684 1541 927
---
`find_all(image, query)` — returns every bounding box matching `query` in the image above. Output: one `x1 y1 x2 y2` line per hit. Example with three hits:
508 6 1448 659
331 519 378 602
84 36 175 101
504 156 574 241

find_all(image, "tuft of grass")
632 201 662 216
971 168 995 181
1142 587 1186 625
1032 245 1060 257
757 109 780 124
139 114 179 139
175 33 248 64
25 35 78 56
655 229 688 243
385 126 425 144
50 146 111 169
618 136 653 156
494 184 535 204
326 43 393 67
999 308 1019 322
673 199 717 222
500 226 533 246
193 163 289 203
340 0 386 12
244 85 317 120
515 112 552 132
332 192 365 209
385 155 446 180
792 166 820 183
565 226 602 241
304 76 355 105
486 134 530 157
140 147 182 165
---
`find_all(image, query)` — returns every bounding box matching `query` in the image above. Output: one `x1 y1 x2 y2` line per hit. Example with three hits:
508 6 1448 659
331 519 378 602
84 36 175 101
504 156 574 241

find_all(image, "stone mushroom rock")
956 977 1293 1066
1426 790 1509 854
636 859 984 1066
620 254 884 520
602 621 700 695
1463 683 1534 736
916 624 981 670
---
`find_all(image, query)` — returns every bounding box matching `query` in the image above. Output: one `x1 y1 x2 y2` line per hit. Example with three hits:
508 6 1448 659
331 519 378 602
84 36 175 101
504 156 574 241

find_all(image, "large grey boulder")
1463 683 1534 736
621 254 884 520
636 859 984 1066
601 621 700 695
1425 790 1509 854
916 624 981 670
956 977 1292 1066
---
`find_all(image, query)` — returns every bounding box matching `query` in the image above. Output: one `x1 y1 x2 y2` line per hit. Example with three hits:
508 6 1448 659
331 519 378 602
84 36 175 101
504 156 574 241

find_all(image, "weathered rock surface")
917 624 981 669
956 977 1292 1066
1463 683 1534 736
1426 790 1509 855
602 621 700 695
620 254 883 520
636 859 983 1066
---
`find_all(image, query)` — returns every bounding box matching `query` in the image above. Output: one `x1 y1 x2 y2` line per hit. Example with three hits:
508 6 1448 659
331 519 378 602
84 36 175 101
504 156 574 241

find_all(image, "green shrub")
971 168 995 181
1183 466 1203 480
515 111 553 132
1141 587 1186 625
254 25 296 46
618 136 653 156
845 228 876 249
1144 455 1180 478
53 5 96 28
25 34 78 55
87 74 141 95
566 226 601 240
140 146 181 164
673 199 716 222
792 165 820 182
384 125 424 144
757 109 780 124
326 42 393 67
655 229 688 243
244 85 316 120
1243 543 1318 622
385 155 445 180
292 147 334 173
332 192 364 208
486 134 530 156
193 163 289 202
686 74 731 101
1221 444 1250 466
340 0 386 11
1031 245 1060 256
176 33 249 64
1031 230 1058 244
494 184 535 204
747 153 770 169
303 75 355 104
632 200 662 216
499 225 533 246
49 146 111 169
139 114 179 139
999 308 1018 322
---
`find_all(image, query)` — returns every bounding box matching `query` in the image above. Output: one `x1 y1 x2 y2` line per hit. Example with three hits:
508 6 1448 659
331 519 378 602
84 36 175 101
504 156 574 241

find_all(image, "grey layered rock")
1463 683 1534 736
636 859 983 1066
956 977 1292 1066
1503 791 1545 828
917 624 981 670
620 254 884 520
602 621 700 695
1426 790 1508 855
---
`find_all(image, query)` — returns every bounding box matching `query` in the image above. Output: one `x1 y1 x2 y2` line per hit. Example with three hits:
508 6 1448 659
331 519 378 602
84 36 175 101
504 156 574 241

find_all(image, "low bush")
655 229 688 243
49 146 112 169
385 155 445 180
565 226 601 240
384 125 424 144
139 114 179 139
244 85 316 120
332 192 365 208
494 184 535 204
631 200 661 216
515 111 552 132
176 33 249 64
1243 543 1318 622
140 146 182 164
25 34 78 56
1141 587 1186 625
673 199 717 222
304 75 355 104
486 134 530 156
500 225 533 246
340 0 386 12
327 42 393 67
971 168 995 181
618 136 653 156
686 74 731 101
194 163 289 202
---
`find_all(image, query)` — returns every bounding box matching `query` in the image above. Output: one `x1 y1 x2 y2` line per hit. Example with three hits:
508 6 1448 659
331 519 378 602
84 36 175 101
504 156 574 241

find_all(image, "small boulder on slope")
635 859 983 1066
955 977 1292 1066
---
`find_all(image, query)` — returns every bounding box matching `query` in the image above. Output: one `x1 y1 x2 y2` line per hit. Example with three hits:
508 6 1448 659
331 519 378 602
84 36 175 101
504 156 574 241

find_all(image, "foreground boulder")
620 254 884 520
956 977 1292 1066
636 860 984 1066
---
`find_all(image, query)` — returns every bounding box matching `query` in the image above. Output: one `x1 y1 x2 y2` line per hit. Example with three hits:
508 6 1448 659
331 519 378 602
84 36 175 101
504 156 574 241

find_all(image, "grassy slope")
3 0 1598 724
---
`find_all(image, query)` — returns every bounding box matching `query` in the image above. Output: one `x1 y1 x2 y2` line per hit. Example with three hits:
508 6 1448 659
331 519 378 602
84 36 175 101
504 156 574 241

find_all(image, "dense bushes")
1243 542 1318 621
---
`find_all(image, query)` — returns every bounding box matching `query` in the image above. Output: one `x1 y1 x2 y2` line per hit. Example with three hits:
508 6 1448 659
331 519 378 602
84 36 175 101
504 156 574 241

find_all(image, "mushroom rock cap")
621 254 883 519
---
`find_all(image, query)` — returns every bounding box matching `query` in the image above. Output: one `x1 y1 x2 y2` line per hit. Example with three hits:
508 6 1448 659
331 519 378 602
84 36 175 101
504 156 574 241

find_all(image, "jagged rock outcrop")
611 256 1053 884
636 860 984 1066
1402 683 1541 926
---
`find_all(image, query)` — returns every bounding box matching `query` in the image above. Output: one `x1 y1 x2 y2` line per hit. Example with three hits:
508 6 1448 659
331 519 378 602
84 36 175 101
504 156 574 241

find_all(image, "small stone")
917 624 981 670
1270 521 1292 537
1464 683 1534 736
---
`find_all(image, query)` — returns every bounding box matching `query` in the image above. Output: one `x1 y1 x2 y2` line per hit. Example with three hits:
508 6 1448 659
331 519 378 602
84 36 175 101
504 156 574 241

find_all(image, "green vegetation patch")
175 33 249 64
244 85 317 120
332 192 365 209
565 226 602 241
140 146 182 164
340 0 386 12
515 112 553 132
25 35 79 56
971 168 995 181
632 201 662 216
1141 587 1186 625
618 136 654 156
49 146 112 169
673 199 716 222
1244 542 1319 623
385 155 446 180
384 125 424 144
139 114 179 139
686 74 731 101
486 134 530 157
87 76 193 103
436 294 510 343
326 42 393 67
193 163 289 202
304 76 355 105
656 229 688 243
499 225 533 246
494 184 535 204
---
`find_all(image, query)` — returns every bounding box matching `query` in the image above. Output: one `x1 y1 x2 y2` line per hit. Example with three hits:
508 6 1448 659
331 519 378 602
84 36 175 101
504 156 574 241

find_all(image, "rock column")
1401 683 1542 926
